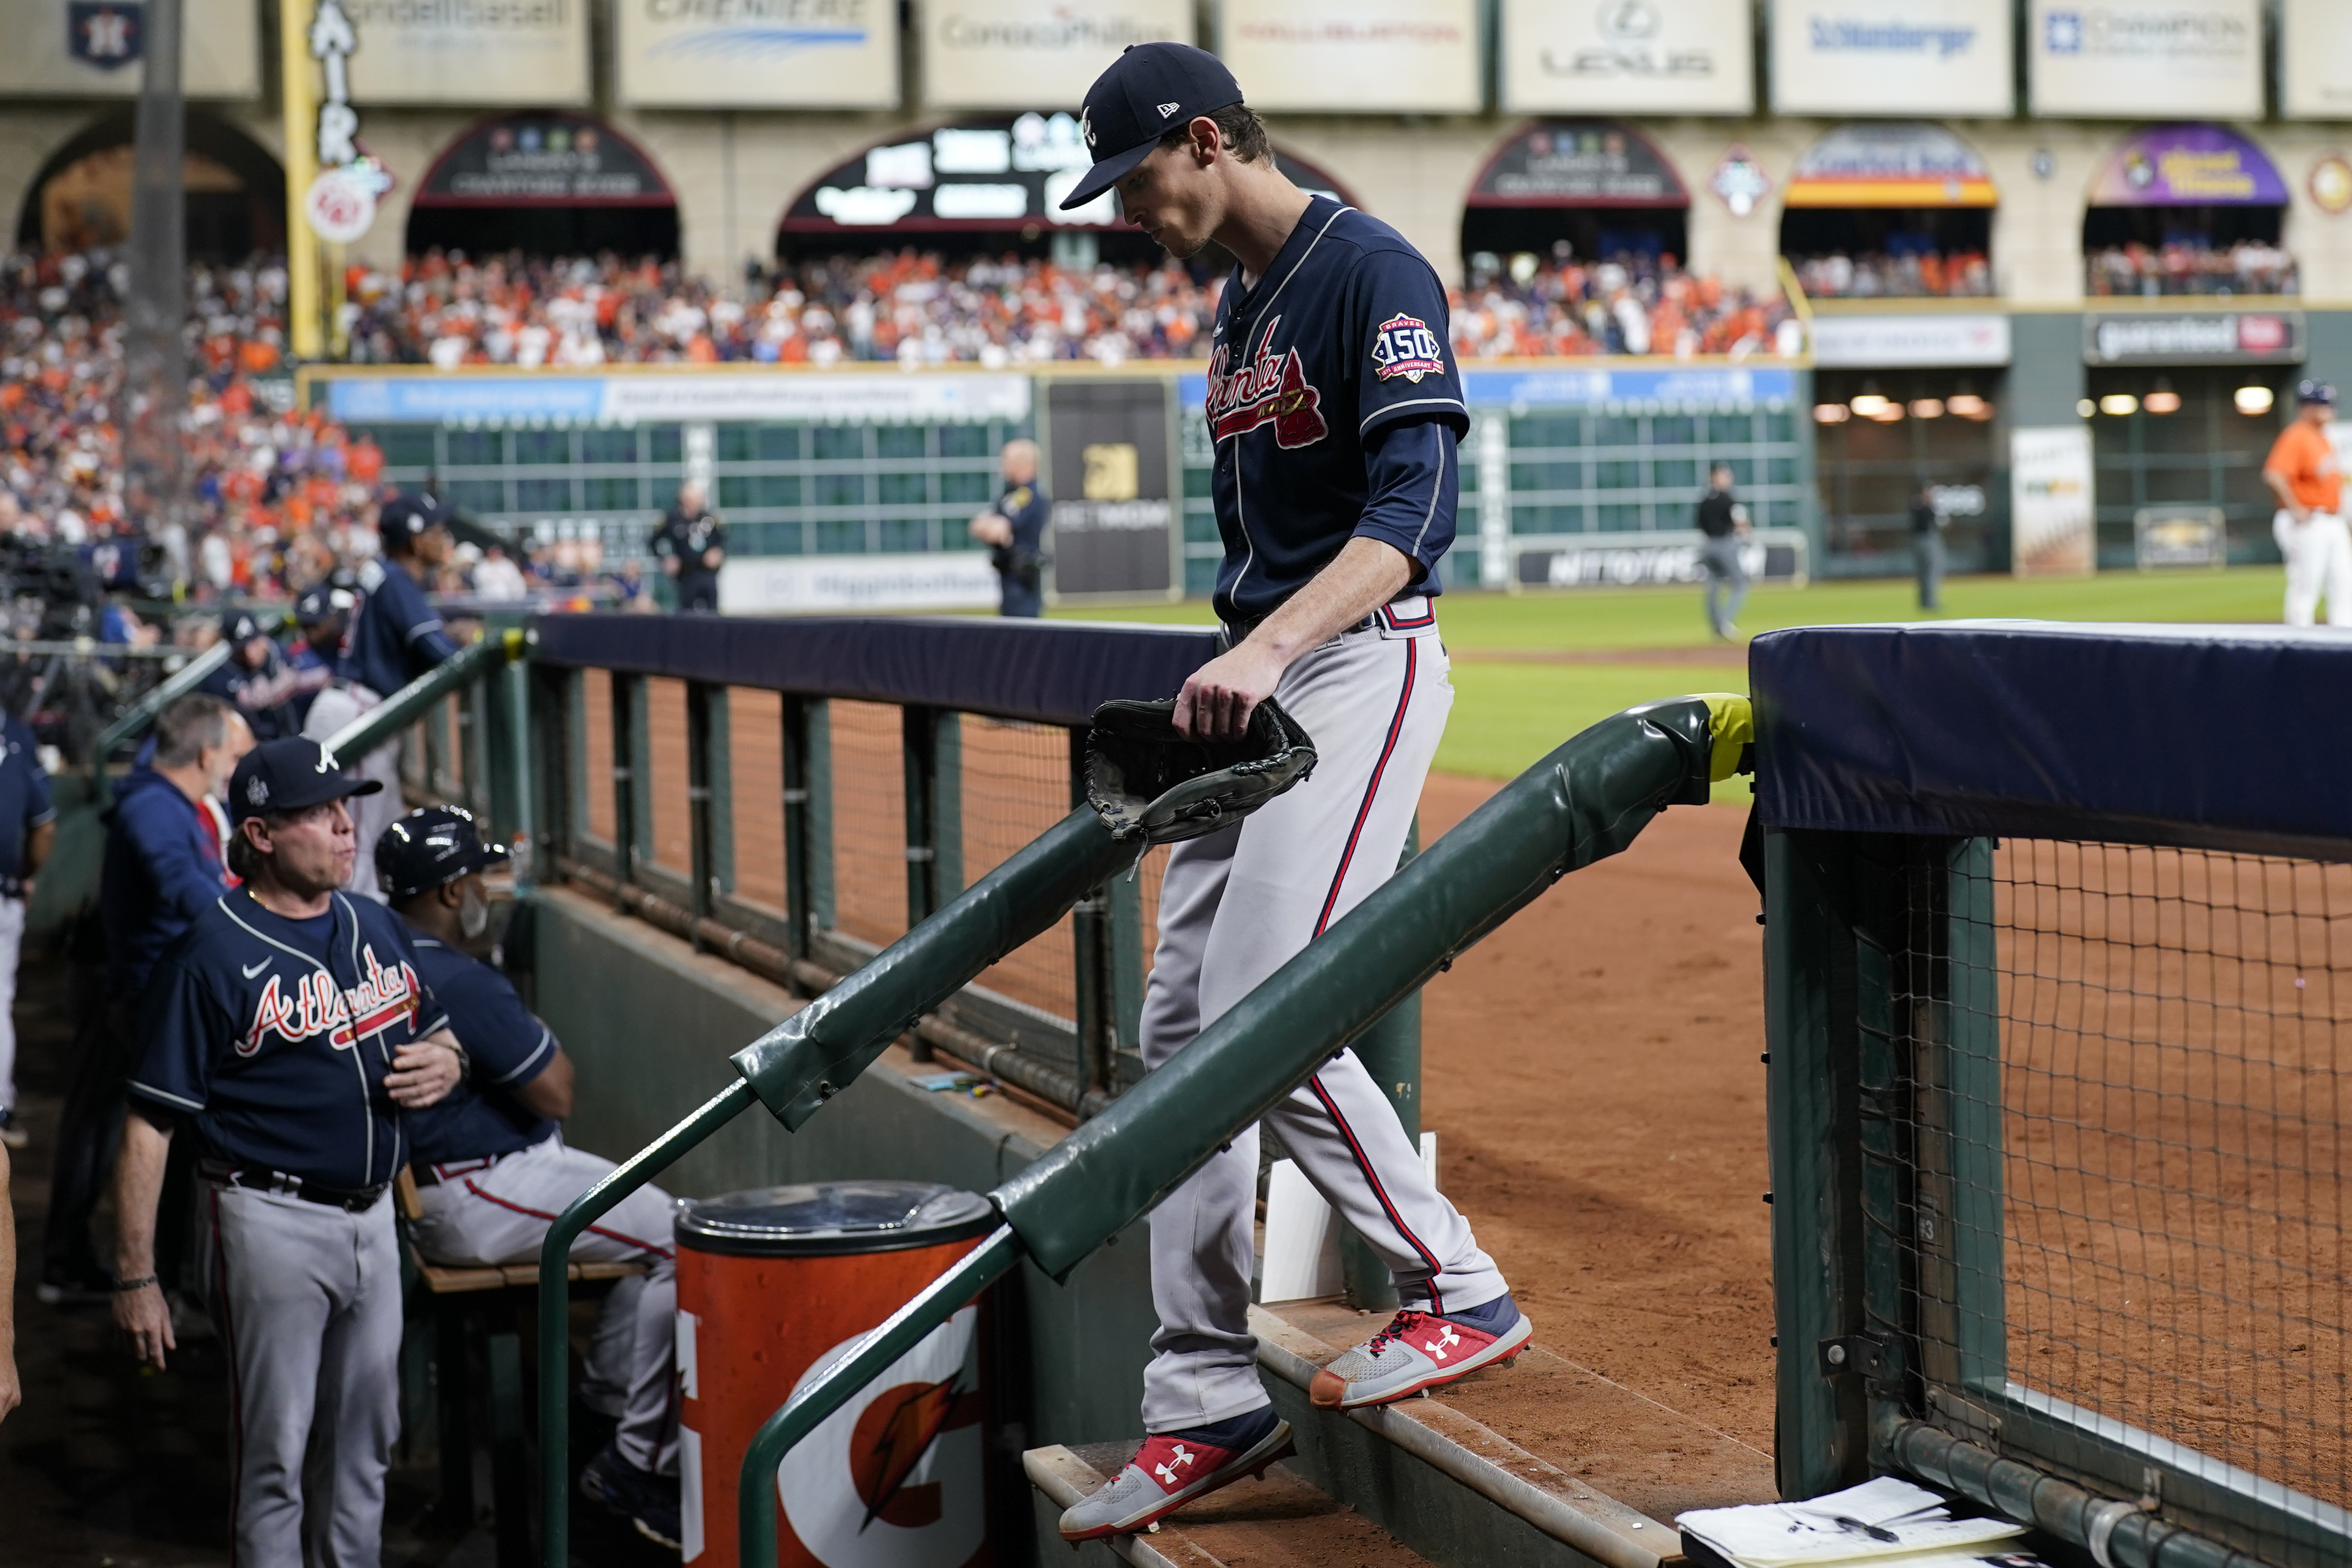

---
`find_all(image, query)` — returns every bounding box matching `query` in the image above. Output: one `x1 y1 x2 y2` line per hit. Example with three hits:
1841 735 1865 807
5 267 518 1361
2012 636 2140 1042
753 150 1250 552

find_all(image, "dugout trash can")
674 1181 1000 1566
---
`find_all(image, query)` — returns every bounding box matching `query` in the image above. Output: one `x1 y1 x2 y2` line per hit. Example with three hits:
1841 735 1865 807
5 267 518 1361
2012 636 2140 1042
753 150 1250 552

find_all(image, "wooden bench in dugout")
393 1168 650 1567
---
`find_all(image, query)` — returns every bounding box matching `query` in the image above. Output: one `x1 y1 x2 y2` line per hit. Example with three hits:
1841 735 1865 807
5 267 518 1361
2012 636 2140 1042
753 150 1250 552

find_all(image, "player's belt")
410 1150 516 1188
198 1158 389 1212
1221 595 1435 649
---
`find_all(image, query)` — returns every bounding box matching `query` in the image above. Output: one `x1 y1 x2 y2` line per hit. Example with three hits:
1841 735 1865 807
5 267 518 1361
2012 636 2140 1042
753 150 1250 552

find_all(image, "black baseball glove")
1084 696 1317 845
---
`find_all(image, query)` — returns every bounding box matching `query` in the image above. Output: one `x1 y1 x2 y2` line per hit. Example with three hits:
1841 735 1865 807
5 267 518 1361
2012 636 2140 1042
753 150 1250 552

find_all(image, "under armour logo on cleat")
1423 1325 1462 1361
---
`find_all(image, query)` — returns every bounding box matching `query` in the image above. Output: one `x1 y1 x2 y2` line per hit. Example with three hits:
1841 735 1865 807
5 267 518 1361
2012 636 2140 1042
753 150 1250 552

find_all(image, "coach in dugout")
43 694 252 1300
111 737 463 1565
377 806 685 1549
2265 380 2347 627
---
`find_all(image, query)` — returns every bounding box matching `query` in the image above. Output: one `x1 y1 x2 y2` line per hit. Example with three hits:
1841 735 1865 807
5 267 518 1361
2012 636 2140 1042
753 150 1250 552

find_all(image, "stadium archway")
406 111 678 259
2081 124 2291 295
1778 123 1996 299
1460 121 1689 274
777 113 1358 271
15 109 284 258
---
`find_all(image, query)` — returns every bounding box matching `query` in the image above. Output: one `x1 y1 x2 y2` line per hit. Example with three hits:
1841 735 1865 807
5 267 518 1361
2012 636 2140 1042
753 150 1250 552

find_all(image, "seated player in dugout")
375 807 685 1550
1050 42 1528 1547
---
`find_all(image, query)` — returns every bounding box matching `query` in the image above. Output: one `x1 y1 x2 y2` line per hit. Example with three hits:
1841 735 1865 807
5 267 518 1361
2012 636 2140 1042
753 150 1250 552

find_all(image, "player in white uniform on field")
1055 44 1530 1543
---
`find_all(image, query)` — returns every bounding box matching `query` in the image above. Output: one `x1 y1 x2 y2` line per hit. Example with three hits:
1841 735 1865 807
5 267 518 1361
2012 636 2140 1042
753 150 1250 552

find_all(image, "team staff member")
200 608 300 740
1695 463 1750 640
44 695 252 1299
339 493 463 899
652 480 726 612
377 808 684 1549
111 737 463 1566
285 581 357 730
967 439 1049 616
2264 380 2347 627
0 709 55 1151
1052 45 1525 1544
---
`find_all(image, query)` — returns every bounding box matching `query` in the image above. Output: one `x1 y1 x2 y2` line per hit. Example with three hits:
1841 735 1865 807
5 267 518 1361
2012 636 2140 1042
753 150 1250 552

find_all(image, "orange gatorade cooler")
674 1181 1000 1567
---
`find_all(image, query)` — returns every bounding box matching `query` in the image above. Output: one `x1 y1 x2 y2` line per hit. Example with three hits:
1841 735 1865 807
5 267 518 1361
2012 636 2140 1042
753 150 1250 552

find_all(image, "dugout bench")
395 1169 650 1568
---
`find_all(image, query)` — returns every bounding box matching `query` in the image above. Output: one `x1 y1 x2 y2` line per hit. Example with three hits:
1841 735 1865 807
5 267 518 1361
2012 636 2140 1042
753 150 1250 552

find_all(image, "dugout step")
1024 1441 1437 1568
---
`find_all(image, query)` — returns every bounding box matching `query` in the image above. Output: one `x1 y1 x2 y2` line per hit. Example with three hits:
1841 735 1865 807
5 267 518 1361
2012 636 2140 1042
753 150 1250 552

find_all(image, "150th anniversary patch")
1370 313 1445 383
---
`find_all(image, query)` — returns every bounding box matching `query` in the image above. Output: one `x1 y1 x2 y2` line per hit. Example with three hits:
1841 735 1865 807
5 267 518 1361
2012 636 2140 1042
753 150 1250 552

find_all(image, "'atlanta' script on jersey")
1206 318 1329 449
241 945 423 1057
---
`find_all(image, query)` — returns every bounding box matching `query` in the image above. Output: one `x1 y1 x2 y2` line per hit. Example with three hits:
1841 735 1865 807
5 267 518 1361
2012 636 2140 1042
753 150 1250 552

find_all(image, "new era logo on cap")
1061 43 1243 212
1158 101 1180 117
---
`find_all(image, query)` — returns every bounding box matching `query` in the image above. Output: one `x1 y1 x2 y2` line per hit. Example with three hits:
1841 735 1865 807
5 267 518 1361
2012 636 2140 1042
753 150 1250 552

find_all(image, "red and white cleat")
1056 1419 1296 1542
1308 1298 1532 1409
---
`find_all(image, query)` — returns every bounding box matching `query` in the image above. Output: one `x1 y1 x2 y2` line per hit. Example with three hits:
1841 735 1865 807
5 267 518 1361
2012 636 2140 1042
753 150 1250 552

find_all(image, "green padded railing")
733 694 1750 1568
536 806 1145 1564
319 627 524 763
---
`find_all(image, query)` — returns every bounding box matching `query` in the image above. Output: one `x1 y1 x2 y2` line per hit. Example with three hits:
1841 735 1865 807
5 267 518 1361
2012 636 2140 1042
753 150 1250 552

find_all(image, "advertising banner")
2083 311 2303 365
410 114 671 208
1812 314 2010 367
345 0 590 105
719 553 1000 612
923 0 1188 109
2011 425 2094 577
1220 0 1480 113
1046 380 1171 597
1466 121 1688 208
1770 0 2011 117
0 0 258 97
1783 123 1996 207
1515 531 1809 589
2087 123 2286 206
1501 0 1752 115
2281 0 2352 121
322 370 1034 424
2027 0 2261 119
1185 366 1799 412
618 0 897 108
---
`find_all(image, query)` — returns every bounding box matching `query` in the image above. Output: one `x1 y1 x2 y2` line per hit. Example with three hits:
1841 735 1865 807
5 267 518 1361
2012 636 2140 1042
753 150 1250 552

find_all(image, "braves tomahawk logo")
1206 318 1329 448
241 945 422 1057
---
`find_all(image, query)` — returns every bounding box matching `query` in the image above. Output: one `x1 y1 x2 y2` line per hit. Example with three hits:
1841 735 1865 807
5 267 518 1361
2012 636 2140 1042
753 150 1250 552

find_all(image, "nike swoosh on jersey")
243 958 272 978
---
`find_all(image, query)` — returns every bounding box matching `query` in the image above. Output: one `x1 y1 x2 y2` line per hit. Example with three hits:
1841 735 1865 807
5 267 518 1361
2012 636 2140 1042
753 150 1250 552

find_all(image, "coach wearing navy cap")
197 607 299 740
111 736 465 1566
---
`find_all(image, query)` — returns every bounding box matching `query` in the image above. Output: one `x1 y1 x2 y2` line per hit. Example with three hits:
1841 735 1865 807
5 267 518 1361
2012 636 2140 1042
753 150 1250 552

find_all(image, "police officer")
0 707 54 1151
967 439 1049 617
377 807 684 1548
111 737 463 1565
43 694 252 1300
200 608 300 740
651 480 726 612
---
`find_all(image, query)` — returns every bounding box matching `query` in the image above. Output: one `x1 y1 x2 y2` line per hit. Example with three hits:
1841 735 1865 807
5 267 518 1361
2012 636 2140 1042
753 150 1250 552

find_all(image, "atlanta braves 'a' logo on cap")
1080 106 1095 147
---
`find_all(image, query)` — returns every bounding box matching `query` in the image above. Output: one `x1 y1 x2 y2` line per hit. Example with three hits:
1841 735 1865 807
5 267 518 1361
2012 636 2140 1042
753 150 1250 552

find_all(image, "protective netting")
959 715 1077 1019
1896 841 2350 1556
824 699 910 949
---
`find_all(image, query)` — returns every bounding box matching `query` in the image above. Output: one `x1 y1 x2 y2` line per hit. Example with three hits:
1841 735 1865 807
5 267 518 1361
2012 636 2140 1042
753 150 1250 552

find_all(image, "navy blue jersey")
128 888 449 1191
342 562 458 699
1203 197 1466 623
401 936 559 1165
198 643 296 741
0 715 55 884
101 766 233 993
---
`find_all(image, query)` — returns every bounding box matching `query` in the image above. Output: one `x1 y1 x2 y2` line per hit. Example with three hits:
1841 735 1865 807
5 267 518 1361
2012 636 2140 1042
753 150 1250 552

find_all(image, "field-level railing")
1759 622 2352 1568
726 693 1745 1567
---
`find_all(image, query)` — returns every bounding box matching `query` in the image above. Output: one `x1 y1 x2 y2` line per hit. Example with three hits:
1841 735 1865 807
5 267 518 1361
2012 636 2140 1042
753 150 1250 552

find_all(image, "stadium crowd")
1789 248 1995 299
2084 239 2298 297
1454 248 1802 360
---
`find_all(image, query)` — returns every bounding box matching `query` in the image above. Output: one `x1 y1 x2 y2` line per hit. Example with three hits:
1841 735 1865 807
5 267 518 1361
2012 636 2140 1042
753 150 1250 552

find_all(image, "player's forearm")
2263 470 2302 514
1243 537 1412 666
110 1113 174 1278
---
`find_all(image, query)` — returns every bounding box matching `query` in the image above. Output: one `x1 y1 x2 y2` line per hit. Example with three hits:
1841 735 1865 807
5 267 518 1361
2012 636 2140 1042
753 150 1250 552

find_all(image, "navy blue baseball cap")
229 737 384 825
1060 43 1244 211
377 490 451 546
295 583 356 627
375 806 509 902
2297 379 2338 406
220 608 266 644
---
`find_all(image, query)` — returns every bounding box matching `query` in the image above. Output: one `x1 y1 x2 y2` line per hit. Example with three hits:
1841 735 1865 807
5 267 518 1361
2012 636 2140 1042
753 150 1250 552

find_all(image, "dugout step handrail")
320 627 527 764
728 693 1752 1568
535 804 1147 1565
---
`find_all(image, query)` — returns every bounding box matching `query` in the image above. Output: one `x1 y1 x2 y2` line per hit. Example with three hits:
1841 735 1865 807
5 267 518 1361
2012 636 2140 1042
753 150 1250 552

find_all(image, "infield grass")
1053 567 2291 784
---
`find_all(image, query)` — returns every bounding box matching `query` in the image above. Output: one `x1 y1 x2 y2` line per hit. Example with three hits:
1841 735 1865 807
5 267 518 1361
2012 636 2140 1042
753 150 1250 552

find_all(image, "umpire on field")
378 807 685 1549
111 737 464 1565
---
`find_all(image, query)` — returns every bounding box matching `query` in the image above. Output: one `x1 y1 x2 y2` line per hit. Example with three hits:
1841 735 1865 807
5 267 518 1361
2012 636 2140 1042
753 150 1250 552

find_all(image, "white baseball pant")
407 1135 681 1475
1138 605 1507 1435
0 893 22 1112
200 1181 405 1568
2274 509 2352 627
303 684 404 903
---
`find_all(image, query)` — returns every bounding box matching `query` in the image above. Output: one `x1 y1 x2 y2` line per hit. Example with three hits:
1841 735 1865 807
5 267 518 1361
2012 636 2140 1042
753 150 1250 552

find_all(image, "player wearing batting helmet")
377 806 685 1549
110 737 465 1564
1052 42 1528 1546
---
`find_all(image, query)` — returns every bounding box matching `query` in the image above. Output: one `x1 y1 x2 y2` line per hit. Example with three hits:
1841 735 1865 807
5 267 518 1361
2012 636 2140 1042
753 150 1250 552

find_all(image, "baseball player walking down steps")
1054 43 1529 1545
377 806 685 1550
110 738 465 1567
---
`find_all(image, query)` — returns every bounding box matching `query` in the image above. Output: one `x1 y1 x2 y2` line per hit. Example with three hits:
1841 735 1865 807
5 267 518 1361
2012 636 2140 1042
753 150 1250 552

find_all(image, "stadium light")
2143 386 2182 414
1849 393 1891 417
2234 386 2275 416
1947 393 1991 419
1909 399 1945 419
1814 404 1851 424
2076 399 2096 418
2099 394 2139 416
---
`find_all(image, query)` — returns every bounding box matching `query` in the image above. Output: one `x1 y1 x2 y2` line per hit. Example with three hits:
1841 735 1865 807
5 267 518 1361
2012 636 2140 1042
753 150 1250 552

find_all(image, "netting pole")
608 672 641 910
781 694 815 959
122 0 187 546
1941 838 2006 1397
686 681 732 924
